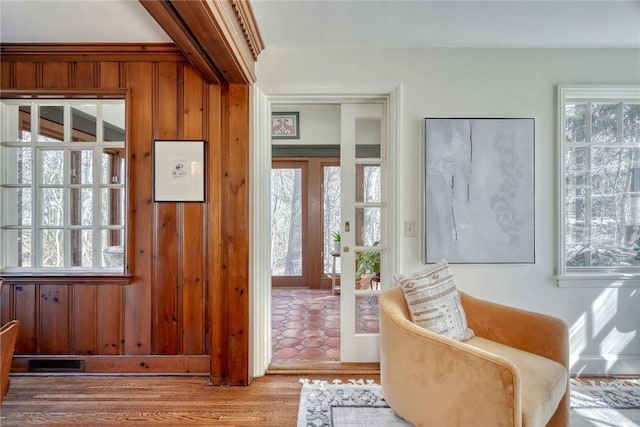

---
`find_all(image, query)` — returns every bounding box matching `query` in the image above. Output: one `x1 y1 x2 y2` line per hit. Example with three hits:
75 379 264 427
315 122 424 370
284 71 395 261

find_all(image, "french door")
340 103 386 362
271 159 340 288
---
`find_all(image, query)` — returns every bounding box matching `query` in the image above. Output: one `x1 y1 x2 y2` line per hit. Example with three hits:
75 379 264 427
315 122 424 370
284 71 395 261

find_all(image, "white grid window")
558 85 640 287
1 99 126 273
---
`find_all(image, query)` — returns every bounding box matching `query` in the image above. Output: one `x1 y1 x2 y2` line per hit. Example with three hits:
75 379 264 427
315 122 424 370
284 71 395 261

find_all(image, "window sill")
556 273 640 288
0 273 133 285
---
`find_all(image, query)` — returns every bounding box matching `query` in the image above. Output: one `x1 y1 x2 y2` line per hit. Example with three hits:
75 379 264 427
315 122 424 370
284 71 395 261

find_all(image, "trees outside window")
560 86 640 278
1 99 126 273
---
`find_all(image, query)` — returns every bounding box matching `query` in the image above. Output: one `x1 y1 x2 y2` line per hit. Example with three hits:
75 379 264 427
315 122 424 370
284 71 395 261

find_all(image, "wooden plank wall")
0 50 250 384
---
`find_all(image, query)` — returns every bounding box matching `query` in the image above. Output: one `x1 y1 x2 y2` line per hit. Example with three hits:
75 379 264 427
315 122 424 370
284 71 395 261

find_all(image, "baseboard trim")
12 355 210 375
570 355 640 376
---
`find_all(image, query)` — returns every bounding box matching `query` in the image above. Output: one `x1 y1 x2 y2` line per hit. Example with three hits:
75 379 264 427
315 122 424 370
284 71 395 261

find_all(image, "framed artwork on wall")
271 111 300 139
423 118 535 264
153 140 205 202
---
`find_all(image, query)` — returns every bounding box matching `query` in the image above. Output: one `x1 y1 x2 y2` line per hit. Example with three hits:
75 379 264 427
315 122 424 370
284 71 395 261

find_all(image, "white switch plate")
404 220 416 237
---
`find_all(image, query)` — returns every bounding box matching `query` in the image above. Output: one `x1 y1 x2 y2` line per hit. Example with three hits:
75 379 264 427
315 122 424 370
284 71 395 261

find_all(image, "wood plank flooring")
0 373 381 426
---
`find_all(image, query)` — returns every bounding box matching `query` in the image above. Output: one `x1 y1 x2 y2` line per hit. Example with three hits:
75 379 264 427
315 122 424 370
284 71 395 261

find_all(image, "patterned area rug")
570 379 640 427
297 378 640 427
296 379 411 427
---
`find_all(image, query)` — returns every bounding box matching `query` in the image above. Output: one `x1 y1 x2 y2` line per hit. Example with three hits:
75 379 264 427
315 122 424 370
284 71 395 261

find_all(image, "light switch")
405 220 416 237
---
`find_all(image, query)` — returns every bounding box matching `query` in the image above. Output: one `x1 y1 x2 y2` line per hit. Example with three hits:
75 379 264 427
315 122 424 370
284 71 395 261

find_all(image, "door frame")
250 83 402 378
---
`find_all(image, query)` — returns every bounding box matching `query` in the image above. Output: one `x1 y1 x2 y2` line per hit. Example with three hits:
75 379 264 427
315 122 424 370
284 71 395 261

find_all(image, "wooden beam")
140 0 263 84
139 1 224 84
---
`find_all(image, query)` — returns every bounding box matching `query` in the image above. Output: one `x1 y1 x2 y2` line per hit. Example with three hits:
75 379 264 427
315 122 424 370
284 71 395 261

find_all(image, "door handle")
342 246 349 253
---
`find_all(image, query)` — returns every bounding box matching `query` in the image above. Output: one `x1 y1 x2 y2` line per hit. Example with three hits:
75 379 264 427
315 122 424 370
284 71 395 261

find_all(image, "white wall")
256 47 640 375
272 104 340 145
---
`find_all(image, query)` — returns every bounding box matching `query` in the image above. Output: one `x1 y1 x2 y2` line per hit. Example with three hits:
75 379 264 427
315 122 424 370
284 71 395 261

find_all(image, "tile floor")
270 288 380 365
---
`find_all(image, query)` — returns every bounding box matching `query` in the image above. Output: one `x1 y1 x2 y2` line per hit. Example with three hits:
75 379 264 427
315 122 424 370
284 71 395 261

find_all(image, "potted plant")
331 231 341 254
356 241 381 289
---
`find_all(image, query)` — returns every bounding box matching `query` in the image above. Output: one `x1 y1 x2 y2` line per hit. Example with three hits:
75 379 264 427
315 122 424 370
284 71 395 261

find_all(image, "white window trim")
1 99 126 275
556 85 640 288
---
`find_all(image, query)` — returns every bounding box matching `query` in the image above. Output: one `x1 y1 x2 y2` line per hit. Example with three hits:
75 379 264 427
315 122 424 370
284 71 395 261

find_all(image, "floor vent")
28 359 85 372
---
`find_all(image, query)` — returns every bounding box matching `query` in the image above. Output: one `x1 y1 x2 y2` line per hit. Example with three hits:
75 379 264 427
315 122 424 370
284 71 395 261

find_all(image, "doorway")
251 84 401 377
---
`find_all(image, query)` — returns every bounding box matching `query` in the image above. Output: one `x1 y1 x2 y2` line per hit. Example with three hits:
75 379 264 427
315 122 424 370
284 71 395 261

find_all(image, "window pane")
71 105 96 142
71 229 92 267
1 146 32 184
19 106 32 142
323 165 341 274
3 229 31 268
70 188 92 226
565 104 586 143
591 103 617 142
102 103 126 142
271 168 302 276
70 150 92 184
565 146 640 268
38 106 64 142
356 165 380 203
101 229 125 266
624 104 640 143
41 229 64 267
355 207 381 247
355 118 381 158
101 187 124 226
101 149 125 184
1 187 32 226
41 150 64 184
41 188 64 226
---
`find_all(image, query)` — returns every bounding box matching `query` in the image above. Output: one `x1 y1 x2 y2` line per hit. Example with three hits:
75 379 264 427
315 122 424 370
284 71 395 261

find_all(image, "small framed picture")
272 112 300 139
153 140 205 202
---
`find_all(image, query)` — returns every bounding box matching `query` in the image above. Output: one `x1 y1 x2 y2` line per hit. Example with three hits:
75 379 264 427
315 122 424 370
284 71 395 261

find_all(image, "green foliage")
356 241 380 276
331 231 341 242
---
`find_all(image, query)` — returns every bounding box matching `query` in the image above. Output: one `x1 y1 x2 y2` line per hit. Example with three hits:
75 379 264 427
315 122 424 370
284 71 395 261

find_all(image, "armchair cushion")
395 260 474 341
466 337 568 426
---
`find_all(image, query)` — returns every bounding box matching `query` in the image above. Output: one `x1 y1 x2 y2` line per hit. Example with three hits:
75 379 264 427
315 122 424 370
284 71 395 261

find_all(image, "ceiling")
1 0 639 49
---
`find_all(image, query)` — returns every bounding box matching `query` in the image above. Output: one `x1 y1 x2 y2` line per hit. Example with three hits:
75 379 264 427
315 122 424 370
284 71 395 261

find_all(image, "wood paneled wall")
0 46 250 384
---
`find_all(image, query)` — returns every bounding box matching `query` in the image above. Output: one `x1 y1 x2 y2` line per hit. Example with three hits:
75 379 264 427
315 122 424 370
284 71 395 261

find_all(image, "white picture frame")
424 118 535 264
153 140 205 202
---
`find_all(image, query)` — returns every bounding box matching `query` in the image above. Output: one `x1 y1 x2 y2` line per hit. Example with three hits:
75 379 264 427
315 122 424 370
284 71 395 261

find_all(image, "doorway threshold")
266 361 379 376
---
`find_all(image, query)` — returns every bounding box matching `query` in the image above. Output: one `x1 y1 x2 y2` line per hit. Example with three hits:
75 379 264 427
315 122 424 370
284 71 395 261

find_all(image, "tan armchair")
380 287 569 427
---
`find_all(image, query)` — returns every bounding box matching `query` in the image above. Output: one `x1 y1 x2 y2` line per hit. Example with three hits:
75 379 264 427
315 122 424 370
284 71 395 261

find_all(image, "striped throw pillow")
395 260 474 342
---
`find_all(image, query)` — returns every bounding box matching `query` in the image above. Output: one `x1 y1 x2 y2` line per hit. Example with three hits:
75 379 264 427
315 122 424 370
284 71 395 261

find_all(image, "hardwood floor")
0 372 381 426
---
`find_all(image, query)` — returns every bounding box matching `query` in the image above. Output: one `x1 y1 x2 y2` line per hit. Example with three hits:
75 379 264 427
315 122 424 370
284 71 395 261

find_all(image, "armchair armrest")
380 288 522 426
460 291 569 369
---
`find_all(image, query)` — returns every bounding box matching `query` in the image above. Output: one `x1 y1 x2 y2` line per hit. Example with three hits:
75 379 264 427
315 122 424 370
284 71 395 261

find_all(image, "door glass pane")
355 118 381 158
323 165 341 274
271 168 303 275
355 207 381 247
356 164 381 203
19 106 32 142
356 295 380 334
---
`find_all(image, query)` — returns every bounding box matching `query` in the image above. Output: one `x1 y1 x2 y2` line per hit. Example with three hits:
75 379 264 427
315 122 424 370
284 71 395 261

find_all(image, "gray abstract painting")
424 118 535 263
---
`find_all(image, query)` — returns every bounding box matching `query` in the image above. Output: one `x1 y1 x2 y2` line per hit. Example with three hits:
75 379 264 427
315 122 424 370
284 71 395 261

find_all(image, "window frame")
0 90 131 283
557 85 640 288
